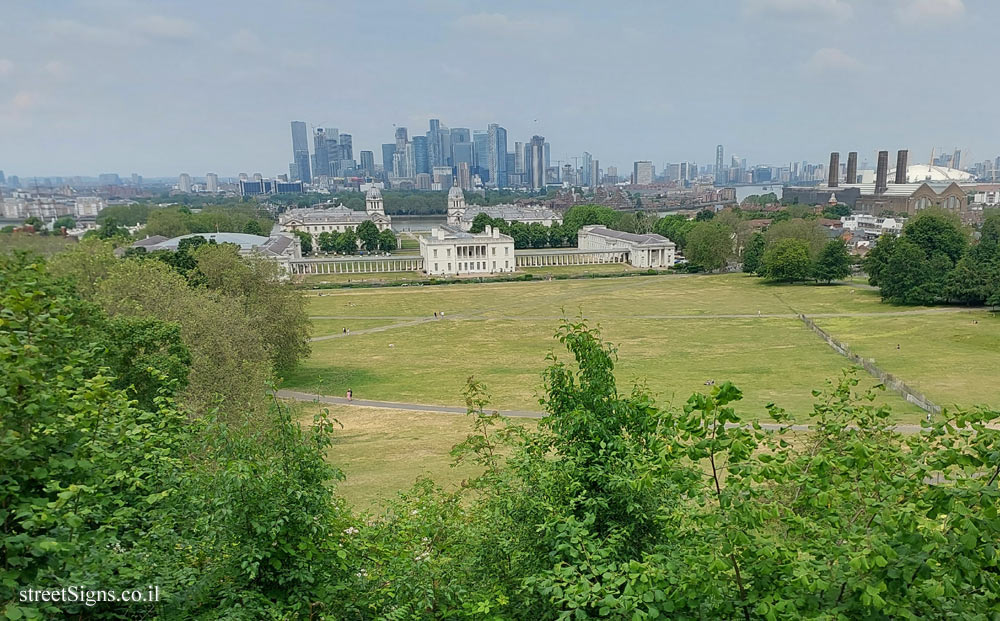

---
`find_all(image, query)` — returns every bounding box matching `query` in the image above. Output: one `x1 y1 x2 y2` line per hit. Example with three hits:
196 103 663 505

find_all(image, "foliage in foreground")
2 253 999 619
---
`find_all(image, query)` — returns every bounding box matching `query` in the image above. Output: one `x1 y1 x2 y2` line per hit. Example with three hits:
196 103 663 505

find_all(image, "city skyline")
2 0 997 176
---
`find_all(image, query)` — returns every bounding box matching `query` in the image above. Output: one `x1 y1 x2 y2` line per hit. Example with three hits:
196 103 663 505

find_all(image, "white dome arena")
889 164 973 184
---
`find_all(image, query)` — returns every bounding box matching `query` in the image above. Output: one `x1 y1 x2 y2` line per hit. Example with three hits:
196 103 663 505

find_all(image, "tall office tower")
253 172 263 181
606 166 618 183
562 163 575 185
439 129 451 167
381 144 396 173
412 135 430 175
473 131 489 181
457 162 472 190
505 153 516 186
238 173 248 181
404 143 416 178
313 128 330 177
679 162 689 182
952 149 962 170
591 160 600 187
0 170 5 185
453 142 474 170
395 127 408 152
633 161 654 185
487 124 507 188
205 173 219 193
715 145 725 185
338 133 353 161
846 152 858 184
544 142 550 169
449 127 470 164
582 152 593 186
529 135 545 190
514 142 526 173
290 121 311 183
360 151 375 176
428 119 442 166
178 173 192 193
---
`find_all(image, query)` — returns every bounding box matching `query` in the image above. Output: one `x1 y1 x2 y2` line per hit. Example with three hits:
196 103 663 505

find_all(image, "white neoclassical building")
577 225 675 268
446 182 561 231
279 186 392 241
419 225 516 276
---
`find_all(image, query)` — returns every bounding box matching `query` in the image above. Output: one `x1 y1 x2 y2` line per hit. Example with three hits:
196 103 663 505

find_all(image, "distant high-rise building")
633 161 654 185
313 128 330 177
453 142 475 169
381 144 396 173
178 173 192 193
514 142 526 173
606 166 618 184
473 131 489 181
290 121 311 183
715 145 725 185
544 142 550 169
395 127 408 151
428 119 443 167
338 133 353 161
487 123 507 188
130 172 142 187
360 150 375 176
457 162 472 190
591 159 600 187
952 148 962 170
529 135 545 190
206 173 219 193
505 152 516 186
0 170 5 185
412 135 430 175
582 152 593 186
415 172 432 190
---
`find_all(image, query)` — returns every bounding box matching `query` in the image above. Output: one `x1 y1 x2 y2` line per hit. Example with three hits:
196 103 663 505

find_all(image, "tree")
879 238 934 304
903 208 967 264
100 316 191 410
378 228 397 252
293 229 313 255
528 222 548 248
508 221 530 249
812 238 852 283
765 218 828 258
97 216 129 239
864 234 897 287
695 208 715 221
685 221 733 271
243 218 265 236
822 203 851 218
336 228 358 254
357 220 381 251
54 216 76 230
761 238 812 282
317 231 337 253
47 237 118 298
742 231 766 275
469 212 493 234
562 204 621 234
22 216 46 233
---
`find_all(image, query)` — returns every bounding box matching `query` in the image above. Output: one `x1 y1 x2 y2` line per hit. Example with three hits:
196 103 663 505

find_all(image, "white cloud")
131 15 198 40
0 59 13 77
804 47 863 76
894 0 965 23
744 0 853 21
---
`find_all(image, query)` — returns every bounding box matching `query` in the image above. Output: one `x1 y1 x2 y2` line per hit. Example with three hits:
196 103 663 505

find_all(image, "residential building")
633 161 654 185
178 173 192 193
205 172 219 193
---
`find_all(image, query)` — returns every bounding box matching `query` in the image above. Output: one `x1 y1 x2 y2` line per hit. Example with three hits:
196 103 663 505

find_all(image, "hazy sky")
1 0 996 177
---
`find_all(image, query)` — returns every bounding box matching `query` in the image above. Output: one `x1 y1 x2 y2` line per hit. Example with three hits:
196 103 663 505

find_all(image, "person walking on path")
346 388 353 401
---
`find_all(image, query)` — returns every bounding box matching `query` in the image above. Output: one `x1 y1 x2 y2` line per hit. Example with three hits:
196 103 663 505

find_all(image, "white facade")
841 214 904 238
973 190 1000 206
419 225 515 276
446 182 561 231
279 188 391 241
577 225 675 268
74 197 105 218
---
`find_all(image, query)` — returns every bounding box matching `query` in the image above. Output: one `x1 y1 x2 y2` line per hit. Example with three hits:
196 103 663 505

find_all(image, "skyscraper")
633 161 654 185
412 135 430 175
487 123 507 188
591 159 600 187
582 152 593 186
290 121 311 183
715 145 725 185
514 142 526 173
360 151 375 176
313 128 330 177
457 162 472 190
205 172 218 193
338 133 353 161
473 131 489 181
529 135 545 190
178 173 192 193
381 144 396 174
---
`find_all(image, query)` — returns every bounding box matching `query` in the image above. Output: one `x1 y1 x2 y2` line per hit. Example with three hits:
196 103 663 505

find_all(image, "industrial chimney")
895 150 908 184
875 151 889 194
846 152 858 184
828 152 840 188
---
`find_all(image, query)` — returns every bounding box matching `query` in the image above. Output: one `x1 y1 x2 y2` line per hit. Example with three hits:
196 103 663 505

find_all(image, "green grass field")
274 273 1000 423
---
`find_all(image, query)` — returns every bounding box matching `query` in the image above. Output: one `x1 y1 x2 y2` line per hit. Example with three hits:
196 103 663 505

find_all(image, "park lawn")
283 316 924 422
310 318 406 337
521 262 639 276
813 311 1000 410
294 403 535 511
299 271 425 286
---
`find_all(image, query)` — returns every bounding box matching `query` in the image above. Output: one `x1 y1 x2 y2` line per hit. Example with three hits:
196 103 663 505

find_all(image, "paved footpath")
276 389 939 433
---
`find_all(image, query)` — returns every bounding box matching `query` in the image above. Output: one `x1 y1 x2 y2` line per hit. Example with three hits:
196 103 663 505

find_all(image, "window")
447 248 451 257
433 249 438 258
492 261 496 269
448 263 452 271
434 263 438 271
505 247 510 256
944 196 960 210
505 260 509 268
492 247 496 256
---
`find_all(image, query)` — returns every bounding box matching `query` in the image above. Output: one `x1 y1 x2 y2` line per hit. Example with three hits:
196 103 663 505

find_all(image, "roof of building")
851 181 965 198
422 224 514 243
132 235 168 248
281 205 386 224
366 185 382 199
889 164 974 183
460 203 560 222
142 232 269 252
448 184 464 199
259 233 296 256
579 225 674 247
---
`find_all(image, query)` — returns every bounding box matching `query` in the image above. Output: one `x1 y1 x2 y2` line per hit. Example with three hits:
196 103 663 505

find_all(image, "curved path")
276 389 935 433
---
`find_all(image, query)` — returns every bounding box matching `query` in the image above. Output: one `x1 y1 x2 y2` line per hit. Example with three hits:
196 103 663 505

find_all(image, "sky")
1 0 997 178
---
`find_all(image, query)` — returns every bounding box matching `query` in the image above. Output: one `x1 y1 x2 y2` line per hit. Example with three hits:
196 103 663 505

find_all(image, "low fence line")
798 314 941 415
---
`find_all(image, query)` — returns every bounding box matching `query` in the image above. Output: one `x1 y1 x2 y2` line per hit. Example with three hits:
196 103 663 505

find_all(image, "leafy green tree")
357 220 381 251
101 316 191 409
508 221 530 249
562 204 621 234
879 238 934 304
765 218 828 258
96 216 129 239
813 238 852 283
317 231 337 253
903 207 967 264
336 228 358 254
654 214 696 249
822 203 851 218
54 215 76 230
378 228 397 252
528 222 548 248
243 218 265 236
762 238 812 282
22 216 45 233
293 229 313 255
47 237 118 298
864 234 897 287
695 208 715 221
685 220 733 271
469 212 493 234
742 231 766 274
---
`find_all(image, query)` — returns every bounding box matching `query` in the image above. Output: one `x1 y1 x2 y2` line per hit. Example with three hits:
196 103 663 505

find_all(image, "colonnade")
290 257 424 275
515 251 628 268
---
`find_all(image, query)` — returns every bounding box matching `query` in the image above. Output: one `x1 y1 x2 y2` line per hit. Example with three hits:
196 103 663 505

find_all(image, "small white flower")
411 509 419 516
414 550 430 562
343 526 360 536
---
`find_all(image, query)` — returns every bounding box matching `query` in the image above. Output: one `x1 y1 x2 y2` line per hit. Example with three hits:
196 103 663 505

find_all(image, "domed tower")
365 185 385 216
447 181 465 227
